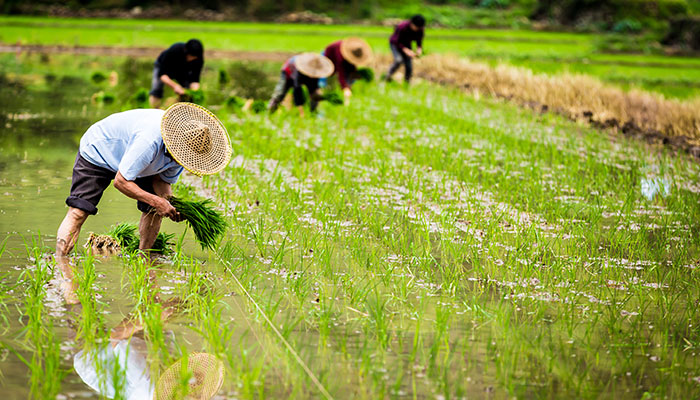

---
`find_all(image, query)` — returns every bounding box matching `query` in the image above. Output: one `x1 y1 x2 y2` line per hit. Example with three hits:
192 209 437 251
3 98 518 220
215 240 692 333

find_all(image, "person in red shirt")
321 38 373 105
385 15 425 83
268 53 334 117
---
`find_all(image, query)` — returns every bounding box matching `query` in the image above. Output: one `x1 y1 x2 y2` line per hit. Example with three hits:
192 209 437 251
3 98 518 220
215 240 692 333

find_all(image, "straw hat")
294 53 335 78
155 353 225 400
161 103 232 176
340 37 373 67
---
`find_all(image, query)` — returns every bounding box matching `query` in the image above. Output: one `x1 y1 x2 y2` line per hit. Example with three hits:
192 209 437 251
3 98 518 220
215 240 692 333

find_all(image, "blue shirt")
79 109 184 184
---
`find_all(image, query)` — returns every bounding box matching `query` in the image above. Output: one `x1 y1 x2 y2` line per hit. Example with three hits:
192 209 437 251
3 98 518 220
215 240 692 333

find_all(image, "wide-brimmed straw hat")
340 37 373 67
155 353 225 400
162 103 232 176
294 53 335 78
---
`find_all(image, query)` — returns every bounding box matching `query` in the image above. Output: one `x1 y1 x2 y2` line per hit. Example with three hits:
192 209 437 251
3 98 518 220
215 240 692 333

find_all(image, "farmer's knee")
67 207 89 223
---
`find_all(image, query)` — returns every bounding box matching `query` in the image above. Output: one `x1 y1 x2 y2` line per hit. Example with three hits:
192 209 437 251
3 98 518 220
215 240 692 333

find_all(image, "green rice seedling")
106 223 174 254
92 90 115 104
131 88 149 107
180 89 205 105
90 71 107 84
18 240 67 399
320 91 343 105
153 232 176 255
218 68 230 85
356 67 374 82
108 223 139 253
169 197 227 250
225 95 246 110
75 252 106 347
0 235 8 258
251 99 267 114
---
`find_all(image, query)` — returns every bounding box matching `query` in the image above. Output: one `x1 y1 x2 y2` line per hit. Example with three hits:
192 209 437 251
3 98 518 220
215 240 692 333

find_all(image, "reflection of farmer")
385 15 426 84
320 38 373 105
268 53 334 117
74 299 225 399
55 103 232 304
149 39 204 108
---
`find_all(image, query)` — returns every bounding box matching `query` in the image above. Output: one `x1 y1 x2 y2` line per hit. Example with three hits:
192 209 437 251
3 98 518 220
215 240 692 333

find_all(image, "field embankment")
397 54 700 149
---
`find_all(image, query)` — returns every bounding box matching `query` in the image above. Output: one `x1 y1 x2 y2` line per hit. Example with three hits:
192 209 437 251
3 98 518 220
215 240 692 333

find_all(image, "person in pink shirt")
385 15 426 83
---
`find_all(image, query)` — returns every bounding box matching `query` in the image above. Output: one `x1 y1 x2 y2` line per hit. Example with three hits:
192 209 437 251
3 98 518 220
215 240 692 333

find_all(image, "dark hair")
411 14 426 28
185 39 203 58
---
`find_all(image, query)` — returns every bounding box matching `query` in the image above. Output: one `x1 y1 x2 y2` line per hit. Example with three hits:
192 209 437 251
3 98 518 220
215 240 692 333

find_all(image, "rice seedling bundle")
108 222 139 252
356 67 374 82
169 197 227 250
251 99 267 114
180 89 205 105
153 232 176 255
106 223 174 254
321 92 343 105
225 95 245 109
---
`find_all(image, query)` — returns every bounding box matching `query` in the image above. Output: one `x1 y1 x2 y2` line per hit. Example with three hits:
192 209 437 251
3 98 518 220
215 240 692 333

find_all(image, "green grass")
1 16 699 98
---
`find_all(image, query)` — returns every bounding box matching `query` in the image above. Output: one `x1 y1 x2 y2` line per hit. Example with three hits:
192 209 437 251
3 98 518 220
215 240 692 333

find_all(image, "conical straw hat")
155 353 225 400
161 103 232 176
295 53 335 79
340 37 373 67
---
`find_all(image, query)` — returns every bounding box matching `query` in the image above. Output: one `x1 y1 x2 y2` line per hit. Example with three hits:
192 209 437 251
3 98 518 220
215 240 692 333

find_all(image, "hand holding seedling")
153 197 180 220
403 48 416 58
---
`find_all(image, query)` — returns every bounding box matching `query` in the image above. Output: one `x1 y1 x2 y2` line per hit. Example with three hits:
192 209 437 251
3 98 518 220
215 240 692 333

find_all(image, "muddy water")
0 59 217 399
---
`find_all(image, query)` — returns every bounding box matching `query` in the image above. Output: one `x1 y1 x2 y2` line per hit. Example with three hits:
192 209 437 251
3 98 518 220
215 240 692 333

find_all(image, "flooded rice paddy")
1 52 700 398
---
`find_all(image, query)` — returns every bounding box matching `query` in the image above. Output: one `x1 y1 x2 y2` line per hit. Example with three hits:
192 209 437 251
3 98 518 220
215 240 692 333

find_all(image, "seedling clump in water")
84 223 175 254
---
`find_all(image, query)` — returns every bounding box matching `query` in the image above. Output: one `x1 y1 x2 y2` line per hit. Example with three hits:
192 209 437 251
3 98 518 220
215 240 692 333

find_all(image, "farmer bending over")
55 103 232 304
385 14 426 84
149 39 204 108
320 37 373 105
268 53 334 117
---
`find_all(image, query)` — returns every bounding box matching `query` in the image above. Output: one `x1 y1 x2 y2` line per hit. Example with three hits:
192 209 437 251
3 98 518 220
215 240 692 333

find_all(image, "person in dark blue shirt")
149 39 204 108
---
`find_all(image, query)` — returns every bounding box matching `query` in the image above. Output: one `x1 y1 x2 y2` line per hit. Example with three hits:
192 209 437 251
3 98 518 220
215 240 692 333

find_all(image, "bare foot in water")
59 279 80 305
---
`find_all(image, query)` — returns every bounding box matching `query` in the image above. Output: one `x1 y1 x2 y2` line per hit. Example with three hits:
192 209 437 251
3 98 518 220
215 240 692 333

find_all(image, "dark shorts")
66 153 157 215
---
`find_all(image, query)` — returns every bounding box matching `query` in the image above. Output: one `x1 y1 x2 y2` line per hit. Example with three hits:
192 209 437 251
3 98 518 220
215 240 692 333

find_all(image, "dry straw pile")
375 54 700 143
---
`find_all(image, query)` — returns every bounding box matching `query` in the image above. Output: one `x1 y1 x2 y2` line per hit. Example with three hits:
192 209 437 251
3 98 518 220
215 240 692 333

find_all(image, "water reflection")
72 297 225 400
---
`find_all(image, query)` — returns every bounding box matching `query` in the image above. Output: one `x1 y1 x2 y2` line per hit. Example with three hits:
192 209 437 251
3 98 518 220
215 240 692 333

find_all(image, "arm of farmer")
188 60 202 90
337 67 352 105
154 168 186 222
114 140 179 219
160 74 186 95
403 47 416 58
114 172 178 219
416 31 424 57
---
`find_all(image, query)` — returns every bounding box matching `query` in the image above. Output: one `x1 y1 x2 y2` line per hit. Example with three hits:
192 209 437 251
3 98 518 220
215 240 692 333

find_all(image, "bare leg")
139 212 162 251
55 207 89 304
149 95 162 109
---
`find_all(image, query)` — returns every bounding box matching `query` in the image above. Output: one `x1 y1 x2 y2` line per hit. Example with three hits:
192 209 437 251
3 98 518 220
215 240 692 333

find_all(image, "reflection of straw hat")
295 53 335 78
155 353 224 400
340 37 373 67
162 103 232 176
